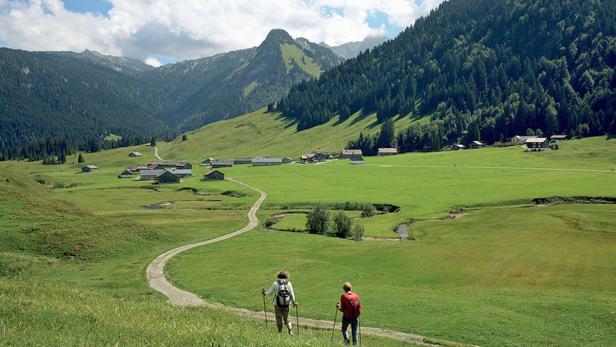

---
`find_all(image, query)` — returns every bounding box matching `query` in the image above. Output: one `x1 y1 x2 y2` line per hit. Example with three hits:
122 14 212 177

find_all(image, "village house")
81 165 98 173
252 157 283 166
128 151 142 157
203 169 225 180
233 157 254 165
126 165 147 172
200 158 215 166
170 168 193 178
378 148 398 156
511 135 538 145
342 149 363 159
147 161 192 170
550 134 568 142
210 160 234 168
451 144 466 150
468 141 484 149
139 169 166 181
300 152 330 164
349 155 364 165
156 171 180 184
525 138 550 152
118 169 134 178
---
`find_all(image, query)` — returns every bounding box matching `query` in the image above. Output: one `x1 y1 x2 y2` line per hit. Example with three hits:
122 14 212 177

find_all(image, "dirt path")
144 178 471 347
154 146 162 160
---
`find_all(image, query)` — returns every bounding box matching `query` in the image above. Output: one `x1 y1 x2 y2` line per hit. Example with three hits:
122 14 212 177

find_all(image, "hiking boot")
288 330 294 336
344 339 350 345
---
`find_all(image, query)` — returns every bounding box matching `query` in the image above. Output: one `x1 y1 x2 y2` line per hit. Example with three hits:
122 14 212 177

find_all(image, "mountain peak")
262 29 295 45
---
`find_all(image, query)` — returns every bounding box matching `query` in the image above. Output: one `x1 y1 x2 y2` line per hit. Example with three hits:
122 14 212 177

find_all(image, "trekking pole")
262 293 268 328
331 308 338 340
358 317 362 347
295 304 300 336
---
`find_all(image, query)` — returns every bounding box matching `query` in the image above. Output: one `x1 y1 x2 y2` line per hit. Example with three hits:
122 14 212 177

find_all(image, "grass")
168 204 616 347
280 43 322 77
158 108 417 162
0 166 405 346
2 115 616 346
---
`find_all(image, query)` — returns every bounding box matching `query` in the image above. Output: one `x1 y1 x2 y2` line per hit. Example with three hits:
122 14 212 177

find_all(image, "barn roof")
378 147 398 154
525 137 549 143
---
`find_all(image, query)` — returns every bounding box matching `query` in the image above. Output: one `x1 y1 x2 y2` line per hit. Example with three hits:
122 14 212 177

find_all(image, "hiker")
262 270 297 335
337 282 362 345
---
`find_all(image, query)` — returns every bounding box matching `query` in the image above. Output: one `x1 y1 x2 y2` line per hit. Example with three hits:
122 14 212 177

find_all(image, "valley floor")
1 136 615 346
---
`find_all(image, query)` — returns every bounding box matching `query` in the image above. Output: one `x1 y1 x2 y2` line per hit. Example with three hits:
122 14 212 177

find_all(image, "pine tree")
77 153 85 163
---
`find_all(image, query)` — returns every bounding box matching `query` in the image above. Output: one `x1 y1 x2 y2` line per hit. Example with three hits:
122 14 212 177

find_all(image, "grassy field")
0 166 404 346
159 108 418 162
168 204 616 346
2 122 616 346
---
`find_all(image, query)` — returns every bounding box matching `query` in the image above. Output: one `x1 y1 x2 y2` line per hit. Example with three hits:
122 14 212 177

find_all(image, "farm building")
378 148 398 156
201 158 215 166
233 157 254 165
139 169 166 181
211 160 234 168
203 169 225 180
525 138 550 152
81 165 98 173
282 157 294 164
118 169 134 178
252 157 283 166
128 151 142 157
349 155 364 165
170 168 193 178
342 149 363 159
300 152 330 164
550 134 568 142
451 144 466 150
157 171 180 184
147 161 192 169
126 165 147 172
468 141 484 149
511 135 538 145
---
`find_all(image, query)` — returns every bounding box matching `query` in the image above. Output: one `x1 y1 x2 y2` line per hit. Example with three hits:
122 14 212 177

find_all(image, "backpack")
345 293 362 318
275 280 292 307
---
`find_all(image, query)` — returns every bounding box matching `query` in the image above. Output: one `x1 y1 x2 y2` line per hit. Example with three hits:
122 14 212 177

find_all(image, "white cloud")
0 0 444 63
145 57 162 67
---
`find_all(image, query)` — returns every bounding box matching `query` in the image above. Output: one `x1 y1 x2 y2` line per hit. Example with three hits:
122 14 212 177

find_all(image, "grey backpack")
275 280 291 307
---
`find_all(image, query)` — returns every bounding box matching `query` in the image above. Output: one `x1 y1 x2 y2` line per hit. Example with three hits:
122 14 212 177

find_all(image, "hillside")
0 29 343 161
148 29 344 131
278 0 616 146
159 108 418 161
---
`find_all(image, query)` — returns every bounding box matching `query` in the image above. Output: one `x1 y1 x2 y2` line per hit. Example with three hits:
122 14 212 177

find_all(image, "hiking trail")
145 177 475 347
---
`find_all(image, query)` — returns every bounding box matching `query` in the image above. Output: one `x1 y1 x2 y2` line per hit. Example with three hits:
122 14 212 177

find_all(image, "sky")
0 0 444 66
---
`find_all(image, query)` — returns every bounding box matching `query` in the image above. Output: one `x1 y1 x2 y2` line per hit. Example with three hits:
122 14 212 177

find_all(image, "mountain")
148 29 344 130
322 35 388 59
47 49 154 75
0 29 343 160
0 47 167 161
278 0 616 152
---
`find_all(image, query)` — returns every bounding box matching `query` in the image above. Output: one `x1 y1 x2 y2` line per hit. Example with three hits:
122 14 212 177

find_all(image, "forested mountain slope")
147 29 343 131
278 0 616 151
0 29 342 160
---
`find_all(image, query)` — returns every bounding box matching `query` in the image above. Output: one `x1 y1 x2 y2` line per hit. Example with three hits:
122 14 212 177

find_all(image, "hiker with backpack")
261 270 297 335
336 282 362 345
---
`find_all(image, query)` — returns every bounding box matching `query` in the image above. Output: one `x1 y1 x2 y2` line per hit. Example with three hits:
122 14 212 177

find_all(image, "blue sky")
0 0 442 65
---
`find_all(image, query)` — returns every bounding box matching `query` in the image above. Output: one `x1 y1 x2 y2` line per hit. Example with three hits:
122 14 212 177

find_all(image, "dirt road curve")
145 177 473 346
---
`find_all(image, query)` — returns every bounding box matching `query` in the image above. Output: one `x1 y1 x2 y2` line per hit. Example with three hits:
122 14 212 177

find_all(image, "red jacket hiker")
339 291 362 319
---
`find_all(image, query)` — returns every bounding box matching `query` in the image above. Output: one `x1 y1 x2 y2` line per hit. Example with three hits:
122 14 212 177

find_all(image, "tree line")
276 0 616 148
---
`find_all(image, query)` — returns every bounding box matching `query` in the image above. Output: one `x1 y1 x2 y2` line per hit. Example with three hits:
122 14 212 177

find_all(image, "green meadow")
1 132 616 346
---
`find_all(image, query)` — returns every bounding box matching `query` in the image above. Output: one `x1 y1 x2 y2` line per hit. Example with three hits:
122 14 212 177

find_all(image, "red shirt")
339 292 362 319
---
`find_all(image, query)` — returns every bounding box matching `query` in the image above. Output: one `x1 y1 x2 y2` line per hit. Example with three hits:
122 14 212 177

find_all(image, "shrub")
332 212 352 238
306 206 329 234
353 225 364 241
361 205 377 217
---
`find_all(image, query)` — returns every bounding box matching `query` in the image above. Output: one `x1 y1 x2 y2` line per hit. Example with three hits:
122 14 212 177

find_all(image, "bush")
361 205 377 217
331 212 352 238
353 225 364 241
306 206 329 234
